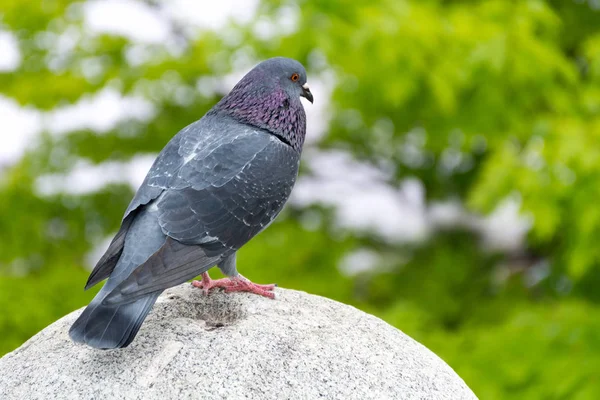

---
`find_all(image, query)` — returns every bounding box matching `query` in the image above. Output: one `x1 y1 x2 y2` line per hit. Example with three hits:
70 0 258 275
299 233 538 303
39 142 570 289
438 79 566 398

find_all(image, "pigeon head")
214 57 312 152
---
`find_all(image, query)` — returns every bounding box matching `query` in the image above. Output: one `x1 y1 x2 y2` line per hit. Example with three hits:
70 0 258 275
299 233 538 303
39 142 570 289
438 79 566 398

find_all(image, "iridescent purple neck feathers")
213 72 307 152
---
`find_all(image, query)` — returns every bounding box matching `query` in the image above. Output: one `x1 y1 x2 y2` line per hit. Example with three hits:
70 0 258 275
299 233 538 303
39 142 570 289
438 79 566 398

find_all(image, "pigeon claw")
192 272 276 299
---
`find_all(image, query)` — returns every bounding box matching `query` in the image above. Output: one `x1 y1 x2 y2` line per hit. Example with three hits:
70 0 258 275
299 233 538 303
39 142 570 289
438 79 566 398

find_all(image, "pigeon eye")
290 73 300 82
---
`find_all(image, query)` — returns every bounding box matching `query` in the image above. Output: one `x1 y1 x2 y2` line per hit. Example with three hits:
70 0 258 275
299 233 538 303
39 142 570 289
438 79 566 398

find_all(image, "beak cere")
301 83 314 104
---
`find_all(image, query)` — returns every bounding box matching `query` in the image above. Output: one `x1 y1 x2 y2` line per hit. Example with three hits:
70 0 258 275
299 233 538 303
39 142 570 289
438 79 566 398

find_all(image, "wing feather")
93 116 300 301
84 212 137 290
103 238 221 304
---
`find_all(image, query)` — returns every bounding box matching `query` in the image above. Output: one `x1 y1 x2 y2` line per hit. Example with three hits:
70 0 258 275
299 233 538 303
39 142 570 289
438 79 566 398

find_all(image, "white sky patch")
85 235 113 270
429 200 478 230
35 154 156 196
252 4 300 40
0 30 21 71
0 90 155 167
84 0 172 44
45 88 156 136
0 96 42 166
292 150 429 242
339 248 381 276
293 150 532 247
162 0 259 31
429 197 531 253
477 197 533 252
303 69 335 145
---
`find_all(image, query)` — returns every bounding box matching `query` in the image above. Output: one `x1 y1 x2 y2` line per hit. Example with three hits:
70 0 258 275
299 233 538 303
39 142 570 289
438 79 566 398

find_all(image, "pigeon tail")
69 291 160 349
70 207 167 349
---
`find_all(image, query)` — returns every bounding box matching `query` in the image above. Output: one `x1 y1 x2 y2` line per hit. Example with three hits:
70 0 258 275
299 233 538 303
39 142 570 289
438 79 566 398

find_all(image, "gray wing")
123 117 263 219
157 136 300 249
86 117 274 288
104 123 300 303
102 237 221 305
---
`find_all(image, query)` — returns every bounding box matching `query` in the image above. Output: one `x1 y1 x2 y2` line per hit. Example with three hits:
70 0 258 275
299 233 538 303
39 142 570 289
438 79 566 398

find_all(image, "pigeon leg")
192 272 276 299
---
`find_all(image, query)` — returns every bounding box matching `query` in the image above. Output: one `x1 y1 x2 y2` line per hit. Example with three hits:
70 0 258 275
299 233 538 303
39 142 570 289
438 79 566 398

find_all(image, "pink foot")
192 272 276 299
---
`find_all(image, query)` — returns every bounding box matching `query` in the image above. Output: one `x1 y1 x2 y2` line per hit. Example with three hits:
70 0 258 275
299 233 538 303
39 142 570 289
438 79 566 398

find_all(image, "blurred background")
1 0 599 398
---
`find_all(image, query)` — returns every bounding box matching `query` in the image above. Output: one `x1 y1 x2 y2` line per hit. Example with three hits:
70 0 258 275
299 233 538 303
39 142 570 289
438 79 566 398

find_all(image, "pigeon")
69 57 313 349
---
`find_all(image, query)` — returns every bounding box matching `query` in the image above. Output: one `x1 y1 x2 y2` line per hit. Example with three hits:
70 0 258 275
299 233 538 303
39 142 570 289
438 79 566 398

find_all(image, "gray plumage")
69 57 312 349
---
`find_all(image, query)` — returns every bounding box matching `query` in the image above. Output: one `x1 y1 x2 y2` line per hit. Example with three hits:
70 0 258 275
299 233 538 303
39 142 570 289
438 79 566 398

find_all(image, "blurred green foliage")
1 0 600 398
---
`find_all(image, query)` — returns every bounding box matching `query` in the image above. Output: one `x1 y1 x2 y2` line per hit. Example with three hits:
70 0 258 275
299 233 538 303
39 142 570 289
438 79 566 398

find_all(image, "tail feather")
69 291 160 349
70 206 167 349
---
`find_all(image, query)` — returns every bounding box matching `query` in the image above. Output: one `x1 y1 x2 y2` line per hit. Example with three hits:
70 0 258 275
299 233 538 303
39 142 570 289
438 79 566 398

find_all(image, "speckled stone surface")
0 285 477 400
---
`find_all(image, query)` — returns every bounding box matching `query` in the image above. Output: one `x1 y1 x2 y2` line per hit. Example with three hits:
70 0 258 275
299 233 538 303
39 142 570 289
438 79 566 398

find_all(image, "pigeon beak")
301 83 314 104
